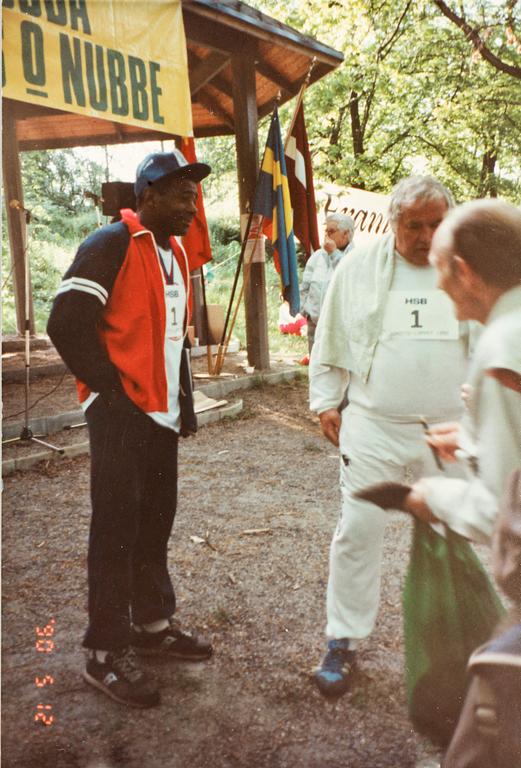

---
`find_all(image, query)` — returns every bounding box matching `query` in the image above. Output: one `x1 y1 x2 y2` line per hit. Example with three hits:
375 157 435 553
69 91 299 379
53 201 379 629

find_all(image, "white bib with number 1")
381 290 459 340
165 282 184 341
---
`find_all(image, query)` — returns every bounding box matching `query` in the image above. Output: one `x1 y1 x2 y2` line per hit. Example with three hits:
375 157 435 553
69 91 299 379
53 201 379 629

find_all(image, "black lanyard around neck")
158 246 175 285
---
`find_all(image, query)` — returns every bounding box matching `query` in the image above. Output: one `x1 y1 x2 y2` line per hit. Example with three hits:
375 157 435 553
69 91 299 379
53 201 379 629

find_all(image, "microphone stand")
3 203 64 454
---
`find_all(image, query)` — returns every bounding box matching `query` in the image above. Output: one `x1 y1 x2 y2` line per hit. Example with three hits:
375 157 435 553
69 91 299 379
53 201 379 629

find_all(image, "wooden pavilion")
3 0 343 369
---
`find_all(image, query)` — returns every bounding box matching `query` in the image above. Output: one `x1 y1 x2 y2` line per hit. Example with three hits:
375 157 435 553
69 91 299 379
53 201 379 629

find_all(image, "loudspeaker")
101 182 136 216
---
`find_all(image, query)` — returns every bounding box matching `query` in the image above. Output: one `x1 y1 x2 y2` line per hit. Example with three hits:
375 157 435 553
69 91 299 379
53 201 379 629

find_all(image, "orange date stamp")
34 618 56 726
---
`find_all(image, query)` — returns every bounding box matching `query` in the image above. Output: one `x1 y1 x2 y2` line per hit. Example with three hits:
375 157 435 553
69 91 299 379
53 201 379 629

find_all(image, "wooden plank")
231 54 270 371
189 51 230 96
202 72 233 100
188 50 234 98
184 9 250 55
17 131 177 152
11 105 176 151
16 130 178 152
10 101 179 151
2 104 34 334
193 124 235 138
5 98 65 119
189 270 208 345
255 60 296 96
183 2 343 67
194 89 235 131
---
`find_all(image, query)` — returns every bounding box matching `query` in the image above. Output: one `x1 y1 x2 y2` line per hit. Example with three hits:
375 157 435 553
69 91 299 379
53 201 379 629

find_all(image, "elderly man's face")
395 197 448 266
324 221 351 251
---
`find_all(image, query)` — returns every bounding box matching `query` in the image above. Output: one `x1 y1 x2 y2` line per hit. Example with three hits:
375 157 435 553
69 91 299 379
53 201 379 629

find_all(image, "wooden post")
2 104 34 335
190 270 207 345
231 53 270 370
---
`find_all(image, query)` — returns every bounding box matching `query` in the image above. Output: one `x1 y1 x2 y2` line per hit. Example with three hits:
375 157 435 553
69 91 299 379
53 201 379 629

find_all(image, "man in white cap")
48 150 213 708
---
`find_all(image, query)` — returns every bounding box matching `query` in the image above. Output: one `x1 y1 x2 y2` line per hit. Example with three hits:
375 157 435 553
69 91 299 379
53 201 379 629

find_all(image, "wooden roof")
6 0 343 151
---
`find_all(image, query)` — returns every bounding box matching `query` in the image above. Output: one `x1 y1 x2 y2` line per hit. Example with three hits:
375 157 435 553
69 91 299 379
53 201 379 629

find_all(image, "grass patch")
205 250 307 361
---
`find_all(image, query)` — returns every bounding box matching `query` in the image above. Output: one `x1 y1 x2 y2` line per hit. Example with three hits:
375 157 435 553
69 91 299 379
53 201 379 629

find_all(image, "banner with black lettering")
318 184 391 245
2 0 193 136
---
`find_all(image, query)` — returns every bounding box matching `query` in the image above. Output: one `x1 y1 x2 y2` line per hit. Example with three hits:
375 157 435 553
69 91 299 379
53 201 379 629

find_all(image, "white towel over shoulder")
311 233 395 383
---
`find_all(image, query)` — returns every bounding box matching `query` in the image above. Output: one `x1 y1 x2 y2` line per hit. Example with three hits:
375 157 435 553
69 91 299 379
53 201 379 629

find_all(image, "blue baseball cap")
134 149 211 198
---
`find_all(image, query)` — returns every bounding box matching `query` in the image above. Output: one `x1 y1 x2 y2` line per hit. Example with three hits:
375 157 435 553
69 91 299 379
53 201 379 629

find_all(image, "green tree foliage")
431 0 521 80
2 149 105 332
248 0 521 201
19 149 104 243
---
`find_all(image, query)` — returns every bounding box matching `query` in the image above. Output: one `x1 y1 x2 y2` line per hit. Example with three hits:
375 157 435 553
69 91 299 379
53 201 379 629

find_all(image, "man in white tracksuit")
405 198 521 541
309 176 471 697
401 199 521 768
300 213 355 354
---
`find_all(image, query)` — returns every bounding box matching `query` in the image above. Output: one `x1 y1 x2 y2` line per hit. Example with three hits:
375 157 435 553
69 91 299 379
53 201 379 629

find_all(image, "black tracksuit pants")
83 396 178 650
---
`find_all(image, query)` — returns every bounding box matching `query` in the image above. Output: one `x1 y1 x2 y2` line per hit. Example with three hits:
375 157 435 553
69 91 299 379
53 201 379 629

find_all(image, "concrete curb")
2 399 244 476
3 366 307 441
198 366 308 400
2 366 308 475
3 409 87 441
2 440 91 476
1 342 241 383
2 363 68 384
190 339 240 358
2 336 52 353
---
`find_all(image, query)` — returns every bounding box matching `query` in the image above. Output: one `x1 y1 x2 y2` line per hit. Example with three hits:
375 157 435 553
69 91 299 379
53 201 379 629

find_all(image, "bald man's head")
429 199 521 322
431 199 521 289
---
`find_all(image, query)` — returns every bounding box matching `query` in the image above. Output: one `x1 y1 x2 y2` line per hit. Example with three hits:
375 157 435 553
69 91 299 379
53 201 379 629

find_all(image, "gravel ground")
2 379 449 768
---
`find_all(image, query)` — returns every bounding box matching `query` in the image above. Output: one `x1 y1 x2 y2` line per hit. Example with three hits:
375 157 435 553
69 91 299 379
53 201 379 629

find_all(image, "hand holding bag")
403 520 505 746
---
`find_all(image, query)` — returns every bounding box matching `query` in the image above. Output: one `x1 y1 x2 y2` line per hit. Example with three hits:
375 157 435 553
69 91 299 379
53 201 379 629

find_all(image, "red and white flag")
284 103 320 259
181 137 213 270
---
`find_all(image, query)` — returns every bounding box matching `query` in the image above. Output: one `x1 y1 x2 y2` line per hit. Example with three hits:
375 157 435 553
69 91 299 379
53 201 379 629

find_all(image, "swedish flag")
253 107 300 316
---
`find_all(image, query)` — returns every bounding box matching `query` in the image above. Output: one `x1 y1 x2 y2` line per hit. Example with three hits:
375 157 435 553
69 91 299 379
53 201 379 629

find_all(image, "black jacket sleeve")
47 222 130 396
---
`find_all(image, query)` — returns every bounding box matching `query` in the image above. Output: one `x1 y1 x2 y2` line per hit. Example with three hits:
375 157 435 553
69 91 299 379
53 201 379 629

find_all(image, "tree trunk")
349 91 365 156
479 149 498 198
329 104 347 146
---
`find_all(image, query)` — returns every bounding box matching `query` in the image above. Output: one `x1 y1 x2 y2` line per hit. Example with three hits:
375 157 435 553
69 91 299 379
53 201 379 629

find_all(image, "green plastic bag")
403 519 505 746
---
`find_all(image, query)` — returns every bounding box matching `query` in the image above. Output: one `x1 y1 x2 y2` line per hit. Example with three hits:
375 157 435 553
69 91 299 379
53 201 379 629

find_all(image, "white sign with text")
317 185 391 245
382 290 459 339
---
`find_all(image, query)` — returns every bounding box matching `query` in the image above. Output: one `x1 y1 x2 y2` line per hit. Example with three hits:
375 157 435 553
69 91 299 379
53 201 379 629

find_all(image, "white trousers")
326 409 453 643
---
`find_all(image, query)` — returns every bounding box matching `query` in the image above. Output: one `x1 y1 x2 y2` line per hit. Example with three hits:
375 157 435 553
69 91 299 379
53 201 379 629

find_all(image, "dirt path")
2 380 444 768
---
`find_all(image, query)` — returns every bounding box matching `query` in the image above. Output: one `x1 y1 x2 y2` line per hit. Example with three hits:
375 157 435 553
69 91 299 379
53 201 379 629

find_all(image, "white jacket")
300 243 352 323
422 285 521 544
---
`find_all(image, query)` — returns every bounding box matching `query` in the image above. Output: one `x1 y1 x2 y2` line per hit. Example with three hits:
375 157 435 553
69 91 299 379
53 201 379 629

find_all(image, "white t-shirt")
147 245 186 432
348 253 468 422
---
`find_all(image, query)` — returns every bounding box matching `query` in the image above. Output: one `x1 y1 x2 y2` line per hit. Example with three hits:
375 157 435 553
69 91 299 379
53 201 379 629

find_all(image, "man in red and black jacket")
48 151 213 709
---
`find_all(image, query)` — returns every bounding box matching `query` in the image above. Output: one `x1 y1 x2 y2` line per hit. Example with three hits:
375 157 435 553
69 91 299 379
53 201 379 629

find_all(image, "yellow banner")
2 0 193 136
